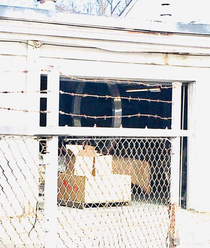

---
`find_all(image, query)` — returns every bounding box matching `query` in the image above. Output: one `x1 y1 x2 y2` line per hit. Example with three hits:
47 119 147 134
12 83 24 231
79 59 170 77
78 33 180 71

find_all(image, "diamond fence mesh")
0 135 173 248
57 137 172 248
0 136 44 248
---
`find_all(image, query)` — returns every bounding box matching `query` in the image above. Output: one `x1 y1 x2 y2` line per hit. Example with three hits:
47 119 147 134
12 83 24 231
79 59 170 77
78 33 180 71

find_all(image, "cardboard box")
92 155 112 176
57 173 131 207
73 155 94 177
112 157 151 195
65 145 112 177
57 172 86 205
66 145 94 177
86 174 131 203
59 145 131 208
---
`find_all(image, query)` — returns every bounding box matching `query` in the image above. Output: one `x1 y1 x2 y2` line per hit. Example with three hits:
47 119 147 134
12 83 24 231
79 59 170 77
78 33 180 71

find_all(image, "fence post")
169 82 182 247
45 137 58 248
44 67 60 248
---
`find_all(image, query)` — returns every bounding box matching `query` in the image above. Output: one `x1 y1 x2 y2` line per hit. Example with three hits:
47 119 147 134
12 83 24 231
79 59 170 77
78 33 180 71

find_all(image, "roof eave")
1 5 210 36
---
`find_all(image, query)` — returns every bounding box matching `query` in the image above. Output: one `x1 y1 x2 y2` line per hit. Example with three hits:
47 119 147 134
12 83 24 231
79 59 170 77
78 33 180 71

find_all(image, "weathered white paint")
25 41 41 128
0 125 190 138
40 57 203 82
0 41 27 56
44 137 58 248
0 55 27 126
40 45 210 67
171 82 182 205
187 74 210 212
0 5 210 213
46 67 60 127
0 36 40 220
44 68 59 248
1 19 210 53
34 126 190 138
187 81 197 211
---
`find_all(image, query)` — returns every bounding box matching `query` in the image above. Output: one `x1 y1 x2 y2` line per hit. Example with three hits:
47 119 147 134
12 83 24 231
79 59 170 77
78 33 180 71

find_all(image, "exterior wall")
0 41 40 130
0 42 27 127
35 45 210 213
0 41 39 217
0 6 210 212
187 75 210 212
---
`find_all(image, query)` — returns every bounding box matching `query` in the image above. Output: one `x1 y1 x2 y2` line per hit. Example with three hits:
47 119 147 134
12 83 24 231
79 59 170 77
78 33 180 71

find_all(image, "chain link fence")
0 135 174 247
0 135 44 248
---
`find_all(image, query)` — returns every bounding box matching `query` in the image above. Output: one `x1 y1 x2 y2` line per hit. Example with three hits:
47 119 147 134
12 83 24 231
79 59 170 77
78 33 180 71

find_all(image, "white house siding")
39 41 210 212
0 41 39 217
0 42 27 127
36 49 210 213
0 6 210 212
188 75 210 212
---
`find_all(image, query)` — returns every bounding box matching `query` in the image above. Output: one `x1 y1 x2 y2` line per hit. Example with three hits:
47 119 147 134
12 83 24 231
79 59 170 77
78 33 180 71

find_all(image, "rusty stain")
164 53 169 65
125 29 173 36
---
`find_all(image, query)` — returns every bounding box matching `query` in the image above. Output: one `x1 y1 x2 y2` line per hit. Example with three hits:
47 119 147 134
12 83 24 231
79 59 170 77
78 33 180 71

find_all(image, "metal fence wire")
0 135 173 248
0 136 45 248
